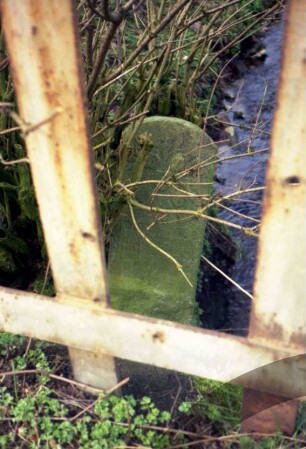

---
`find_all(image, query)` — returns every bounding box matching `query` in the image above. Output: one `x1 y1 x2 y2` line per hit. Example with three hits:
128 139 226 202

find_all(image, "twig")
213 117 271 136
123 180 213 190
217 202 260 223
100 0 122 24
0 368 42 379
87 21 119 99
128 201 193 287
164 432 306 449
175 148 268 182
129 197 259 237
151 193 210 199
247 83 268 152
119 180 262 231
201 256 253 300
102 0 191 86
111 420 205 438
205 0 243 15
87 0 146 98
9 108 62 137
25 261 51 356
0 102 14 109
70 377 130 422
196 3 281 81
0 126 20 136
0 155 29 165
0 368 129 396
168 374 182 426
117 8 187 181
200 186 265 214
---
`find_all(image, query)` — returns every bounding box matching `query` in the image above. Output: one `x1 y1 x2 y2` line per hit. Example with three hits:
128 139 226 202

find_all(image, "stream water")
199 21 285 336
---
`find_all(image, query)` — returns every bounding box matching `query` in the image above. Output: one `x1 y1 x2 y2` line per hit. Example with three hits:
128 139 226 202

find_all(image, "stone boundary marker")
108 116 217 405
109 116 217 324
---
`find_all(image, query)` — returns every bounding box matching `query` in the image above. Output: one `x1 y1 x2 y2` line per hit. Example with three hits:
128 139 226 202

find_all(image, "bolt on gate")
0 0 305 435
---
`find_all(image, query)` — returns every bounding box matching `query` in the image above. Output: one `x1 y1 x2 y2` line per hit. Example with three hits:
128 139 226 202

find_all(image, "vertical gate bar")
0 0 118 389
242 0 306 433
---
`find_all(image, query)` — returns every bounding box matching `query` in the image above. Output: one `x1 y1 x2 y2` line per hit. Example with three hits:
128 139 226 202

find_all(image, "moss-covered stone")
108 116 217 324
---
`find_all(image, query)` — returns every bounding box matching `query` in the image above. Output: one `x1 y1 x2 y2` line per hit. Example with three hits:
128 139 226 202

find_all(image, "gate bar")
0 0 305 426
242 0 306 433
0 288 305 399
0 0 118 389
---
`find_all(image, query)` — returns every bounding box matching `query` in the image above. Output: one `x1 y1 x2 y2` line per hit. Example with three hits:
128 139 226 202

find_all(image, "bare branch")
128 201 193 287
87 22 119 99
102 0 192 87
202 255 253 299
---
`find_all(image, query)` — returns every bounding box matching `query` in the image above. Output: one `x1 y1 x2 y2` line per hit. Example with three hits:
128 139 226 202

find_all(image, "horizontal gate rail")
0 287 305 399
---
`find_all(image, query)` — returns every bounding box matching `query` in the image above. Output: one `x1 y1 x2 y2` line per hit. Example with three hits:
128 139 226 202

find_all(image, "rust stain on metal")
250 314 305 352
68 241 81 265
152 331 166 344
81 231 96 242
93 297 104 303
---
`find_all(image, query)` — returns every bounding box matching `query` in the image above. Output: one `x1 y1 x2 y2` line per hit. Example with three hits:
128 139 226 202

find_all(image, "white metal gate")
0 0 305 433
